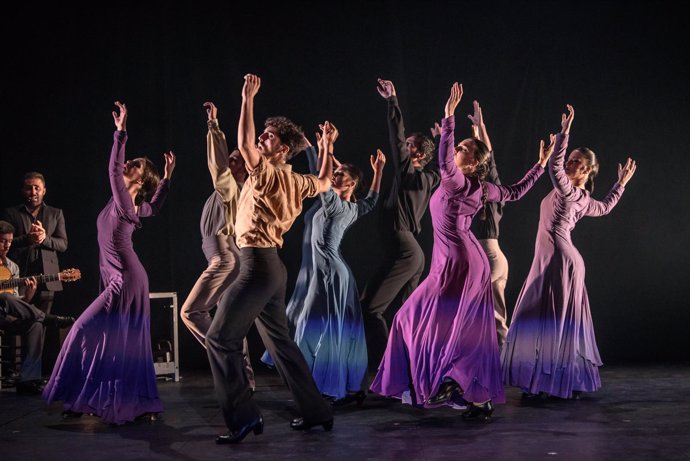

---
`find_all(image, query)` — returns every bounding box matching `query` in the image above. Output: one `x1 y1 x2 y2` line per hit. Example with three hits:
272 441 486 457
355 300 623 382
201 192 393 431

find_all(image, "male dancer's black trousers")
206 247 332 431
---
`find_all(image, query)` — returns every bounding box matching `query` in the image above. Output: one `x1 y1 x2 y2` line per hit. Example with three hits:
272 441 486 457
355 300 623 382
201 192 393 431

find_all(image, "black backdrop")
2 2 688 371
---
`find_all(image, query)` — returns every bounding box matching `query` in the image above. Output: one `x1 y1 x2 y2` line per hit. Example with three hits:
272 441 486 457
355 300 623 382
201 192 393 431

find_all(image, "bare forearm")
316 148 333 193
370 169 383 194
237 97 260 169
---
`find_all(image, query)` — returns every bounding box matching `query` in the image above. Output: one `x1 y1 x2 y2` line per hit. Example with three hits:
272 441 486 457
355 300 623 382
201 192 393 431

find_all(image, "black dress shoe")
16 380 45 395
62 410 84 419
216 416 264 444
461 400 494 422
331 391 366 407
426 380 461 405
43 314 76 328
290 417 334 431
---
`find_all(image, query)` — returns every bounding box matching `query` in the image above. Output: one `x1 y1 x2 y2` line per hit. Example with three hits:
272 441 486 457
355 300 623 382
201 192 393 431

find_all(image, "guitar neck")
0 273 61 290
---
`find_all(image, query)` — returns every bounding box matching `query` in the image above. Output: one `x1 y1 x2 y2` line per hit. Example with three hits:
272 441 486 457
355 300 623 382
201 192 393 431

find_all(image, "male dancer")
205 74 333 444
360 79 440 368
180 102 254 389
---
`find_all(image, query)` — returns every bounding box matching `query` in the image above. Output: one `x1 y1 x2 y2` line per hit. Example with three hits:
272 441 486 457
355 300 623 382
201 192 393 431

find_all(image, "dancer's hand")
538 134 556 167
376 79 396 99
561 104 574 135
444 82 463 118
370 149 386 173
203 101 218 121
164 151 177 180
112 101 127 131
242 74 261 101
617 158 637 186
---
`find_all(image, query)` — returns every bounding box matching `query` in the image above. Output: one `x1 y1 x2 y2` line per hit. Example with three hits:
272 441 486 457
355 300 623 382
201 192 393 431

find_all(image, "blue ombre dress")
292 188 378 399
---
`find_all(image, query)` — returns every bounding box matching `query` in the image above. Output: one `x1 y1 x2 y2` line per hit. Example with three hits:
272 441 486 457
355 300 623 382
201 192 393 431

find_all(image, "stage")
2 364 689 460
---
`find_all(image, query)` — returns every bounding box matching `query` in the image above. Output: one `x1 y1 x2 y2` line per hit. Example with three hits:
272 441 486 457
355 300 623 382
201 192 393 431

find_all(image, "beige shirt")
208 119 240 238
235 156 319 248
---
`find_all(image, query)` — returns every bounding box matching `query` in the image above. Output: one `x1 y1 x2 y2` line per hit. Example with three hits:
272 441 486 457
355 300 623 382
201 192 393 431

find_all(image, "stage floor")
2 364 690 460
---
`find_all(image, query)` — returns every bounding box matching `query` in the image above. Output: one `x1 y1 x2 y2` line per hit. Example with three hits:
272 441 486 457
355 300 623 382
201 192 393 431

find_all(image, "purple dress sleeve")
109 131 138 221
138 179 170 218
438 116 470 194
548 133 582 201
584 183 625 217
485 164 544 203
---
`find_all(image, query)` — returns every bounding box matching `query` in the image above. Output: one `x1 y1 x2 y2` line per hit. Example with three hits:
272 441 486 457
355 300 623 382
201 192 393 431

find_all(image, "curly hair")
572 147 599 194
133 157 160 205
265 116 307 160
408 132 436 167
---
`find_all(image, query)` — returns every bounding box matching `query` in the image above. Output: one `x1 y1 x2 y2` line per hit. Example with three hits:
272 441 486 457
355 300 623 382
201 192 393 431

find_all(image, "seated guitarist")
0 220 74 395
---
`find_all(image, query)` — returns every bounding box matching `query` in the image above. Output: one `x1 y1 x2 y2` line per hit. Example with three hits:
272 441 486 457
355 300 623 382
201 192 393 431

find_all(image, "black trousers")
0 293 44 382
206 247 332 431
360 230 425 369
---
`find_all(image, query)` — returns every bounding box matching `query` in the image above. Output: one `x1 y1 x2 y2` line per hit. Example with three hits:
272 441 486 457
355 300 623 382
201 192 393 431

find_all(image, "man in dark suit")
1 172 68 377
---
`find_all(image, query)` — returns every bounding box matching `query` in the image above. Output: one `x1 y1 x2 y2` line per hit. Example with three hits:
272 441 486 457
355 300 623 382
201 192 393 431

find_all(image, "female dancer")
501 105 636 399
291 132 386 404
371 82 551 421
43 101 176 424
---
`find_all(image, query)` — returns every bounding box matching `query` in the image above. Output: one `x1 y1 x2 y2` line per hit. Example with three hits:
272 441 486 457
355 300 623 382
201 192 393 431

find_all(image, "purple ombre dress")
43 131 169 424
501 133 624 399
370 115 543 407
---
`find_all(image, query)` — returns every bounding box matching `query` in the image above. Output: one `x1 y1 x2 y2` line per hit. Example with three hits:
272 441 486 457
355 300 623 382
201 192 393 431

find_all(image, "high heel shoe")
426 380 461 405
461 400 494 422
331 391 366 407
290 417 334 431
216 415 264 444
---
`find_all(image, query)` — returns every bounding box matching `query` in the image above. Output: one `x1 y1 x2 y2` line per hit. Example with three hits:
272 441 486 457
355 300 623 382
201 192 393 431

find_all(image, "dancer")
501 105 636 400
361 78 440 368
43 101 176 424
467 101 510 349
371 82 551 421
291 145 385 404
180 102 254 390
206 74 333 444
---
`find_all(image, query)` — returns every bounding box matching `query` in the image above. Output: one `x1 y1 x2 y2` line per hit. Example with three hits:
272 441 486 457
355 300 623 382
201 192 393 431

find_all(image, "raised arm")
548 105 578 198
485 137 549 203
369 149 386 194
439 82 468 192
315 121 336 193
139 152 174 217
205 101 240 202
584 158 636 217
109 101 134 213
377 79 407 172
237 74 262 170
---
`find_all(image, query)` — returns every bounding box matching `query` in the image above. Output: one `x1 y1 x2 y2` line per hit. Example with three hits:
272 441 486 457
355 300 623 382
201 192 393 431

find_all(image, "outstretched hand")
204 101 218 121
112 101 127 131
444 82 463 118
561 104 574 135
538 134 556 167
163 151 177 180
617 158 637 187
376 79 396 99
430 122 441 138
242 74 261 100
467 100 484 127
370 149 386 172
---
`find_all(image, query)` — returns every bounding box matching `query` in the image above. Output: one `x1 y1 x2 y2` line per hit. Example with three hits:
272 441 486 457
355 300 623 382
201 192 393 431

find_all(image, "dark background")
2 2 688 373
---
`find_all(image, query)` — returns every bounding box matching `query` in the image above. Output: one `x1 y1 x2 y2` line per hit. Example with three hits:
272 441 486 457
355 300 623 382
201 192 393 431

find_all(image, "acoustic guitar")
0 266 81 293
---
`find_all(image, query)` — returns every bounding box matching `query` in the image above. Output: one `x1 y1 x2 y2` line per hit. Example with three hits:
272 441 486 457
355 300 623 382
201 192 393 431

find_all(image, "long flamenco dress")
370 115 543 407
290 188 378 399
501 133 624 399
260 146 321 368
43 131 169 424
